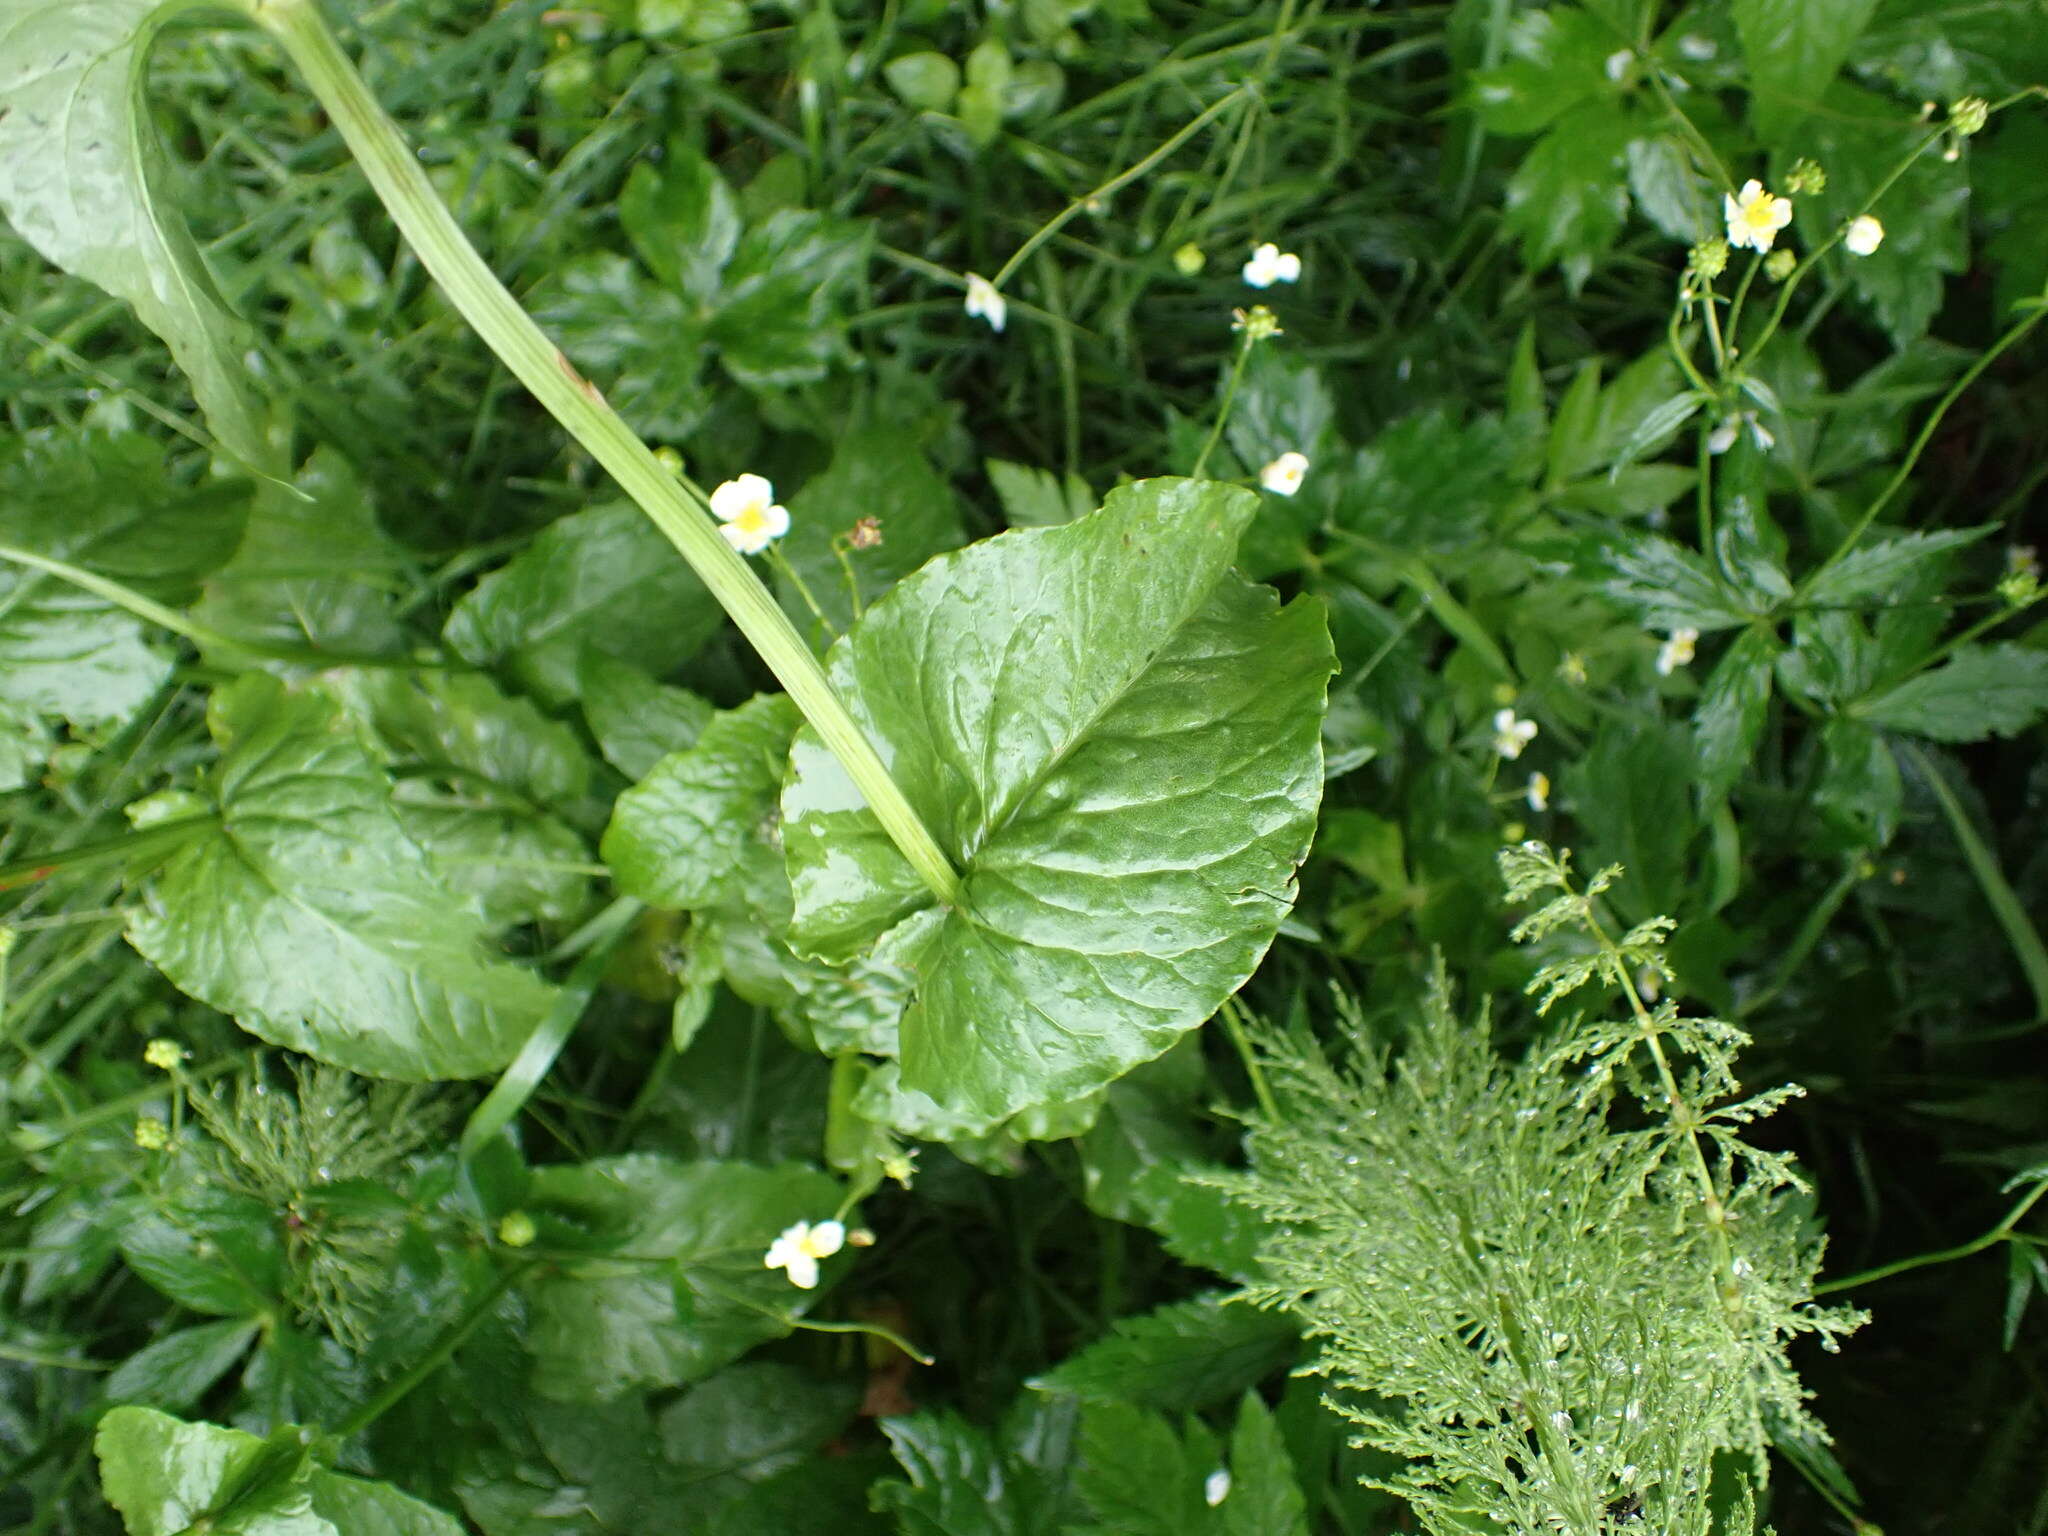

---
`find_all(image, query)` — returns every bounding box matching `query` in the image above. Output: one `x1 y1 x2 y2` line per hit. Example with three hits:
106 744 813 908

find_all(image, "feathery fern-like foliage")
1223 843 1862 1536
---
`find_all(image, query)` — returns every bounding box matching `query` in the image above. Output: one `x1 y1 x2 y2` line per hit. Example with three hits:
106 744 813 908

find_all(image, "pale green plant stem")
1800 300 2048 591
1220 998 1278 1121
0 543 253 659
245 0 962 910
459 897 641 1165
0 816 219 894
766 545 836 640
1814 1175 2048 1296
1574 890 1740 1310
1897 740 2048 1019
1192 332 1258 479
986 86 1248 291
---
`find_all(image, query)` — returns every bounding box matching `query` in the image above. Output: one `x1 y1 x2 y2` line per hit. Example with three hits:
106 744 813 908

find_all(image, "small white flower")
1724 179 1793 252
1526 771 1550 812
1492 708 1538 760
1259 451 1309 496
763 1218 846 1290
1843 215 1884 256
1749 415 1775 451
1203 1469 1231 1507
709 473 792 555
964 272 1006 332
1678 33 1716 61
1656 626 1700 676
1707 417 1740 455
1604 49 1633 81
1242 242 1302 288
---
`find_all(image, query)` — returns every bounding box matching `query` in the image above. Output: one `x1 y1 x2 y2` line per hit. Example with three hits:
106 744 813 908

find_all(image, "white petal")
1204 1469 1232 1507
710 474 772 523
719 522 755 555
1274 252 1301 282
806 1219 846 1258
785 1252 820 1289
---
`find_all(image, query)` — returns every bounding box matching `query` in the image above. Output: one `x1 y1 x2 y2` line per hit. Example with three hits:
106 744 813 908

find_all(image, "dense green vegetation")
3 0 2047 1530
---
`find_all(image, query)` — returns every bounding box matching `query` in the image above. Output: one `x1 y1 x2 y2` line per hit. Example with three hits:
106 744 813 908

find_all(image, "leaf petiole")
242 0 963 911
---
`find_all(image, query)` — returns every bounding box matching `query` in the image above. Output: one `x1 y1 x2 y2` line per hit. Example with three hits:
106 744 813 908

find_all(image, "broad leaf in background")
444 501 723 708
1694 627 1781 800
1566 719 1697 921
1800 528 1984 609
125 675 558 1079
1031 1294 1298 1412
0 432 245 788
1976 114 2048 316
519 1155 845 1401
95 1405 464 1536
606 693 911 1060
1807 85 1970 346
0 0 275 471
657 1361 859 1502
324 669 597 929
103 1319 260 1414
871 1397 1083 1536
578 650 713 779
1466 6 1623 137
1502 101 1632 287
1599 534 1755 632
193 449 412 660
782 478 1334 1126
1732 0 1880 143
1072 1393 1310 1536
544 141 872 435
605 695 798 914
1857 645 2048 742
778 420 965 636
987 458 1094 529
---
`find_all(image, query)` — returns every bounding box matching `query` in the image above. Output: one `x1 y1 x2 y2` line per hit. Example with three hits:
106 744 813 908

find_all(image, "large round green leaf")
781 477 1334 1127
125 675 558 1080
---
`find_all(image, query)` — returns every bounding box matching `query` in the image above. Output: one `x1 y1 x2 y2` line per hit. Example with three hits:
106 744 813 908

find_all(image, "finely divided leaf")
0 0 274 470
125 675 557 1080
781 478 1333 1127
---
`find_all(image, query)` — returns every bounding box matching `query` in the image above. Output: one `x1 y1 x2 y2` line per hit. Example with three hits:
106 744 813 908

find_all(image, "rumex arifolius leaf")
0 0 276 472
780 477 1334 1128
125 674 558 1080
